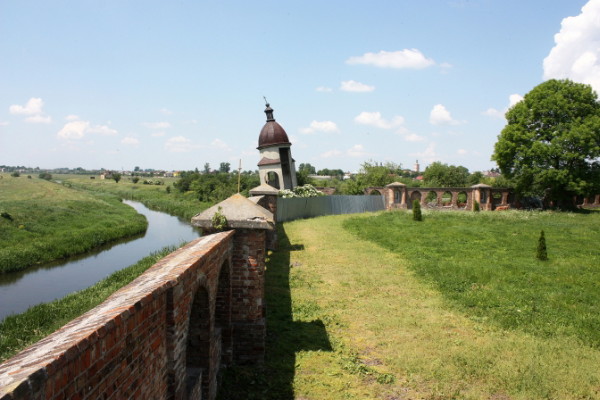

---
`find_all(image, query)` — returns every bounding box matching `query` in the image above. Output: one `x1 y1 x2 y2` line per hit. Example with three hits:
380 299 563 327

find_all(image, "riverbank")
0 174 148 273
58 174 211 220
0 246 176 363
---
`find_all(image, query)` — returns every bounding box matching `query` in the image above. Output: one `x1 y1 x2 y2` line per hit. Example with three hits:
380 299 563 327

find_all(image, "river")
0 200 201 321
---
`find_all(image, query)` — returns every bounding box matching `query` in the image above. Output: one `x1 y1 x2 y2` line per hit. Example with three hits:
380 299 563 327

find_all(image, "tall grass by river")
0 246 176 362
0 174 148 273
59 174 211 220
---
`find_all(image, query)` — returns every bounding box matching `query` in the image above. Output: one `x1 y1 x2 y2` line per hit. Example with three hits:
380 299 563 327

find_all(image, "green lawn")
219 210 600 400
0 174 148 273
344 209 600 348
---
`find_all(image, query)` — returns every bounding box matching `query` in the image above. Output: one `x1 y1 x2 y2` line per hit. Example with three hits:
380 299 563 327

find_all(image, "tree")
422 162 469 187
298 163 316 175
219 162 231 173
203 163 211 174
112 173 122 183
492 79 600 209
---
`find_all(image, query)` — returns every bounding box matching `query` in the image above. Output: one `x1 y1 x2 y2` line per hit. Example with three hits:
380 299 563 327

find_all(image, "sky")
1 0 599 173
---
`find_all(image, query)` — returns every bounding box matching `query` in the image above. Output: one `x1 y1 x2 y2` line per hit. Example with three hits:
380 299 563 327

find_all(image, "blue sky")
1 0 597 173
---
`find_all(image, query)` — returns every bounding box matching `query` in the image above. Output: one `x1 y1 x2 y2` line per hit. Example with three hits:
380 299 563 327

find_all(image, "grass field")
0 245 177 362
59 174 211 220
0 174 148 273
219 210 600 400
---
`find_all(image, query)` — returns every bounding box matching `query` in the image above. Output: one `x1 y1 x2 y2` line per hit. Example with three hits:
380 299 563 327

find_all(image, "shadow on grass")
217 224 332 399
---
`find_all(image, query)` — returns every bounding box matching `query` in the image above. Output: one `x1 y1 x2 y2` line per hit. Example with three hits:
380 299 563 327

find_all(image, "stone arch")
457 191 468 209
408 191 422 208
215 259 232 366
266 171 280 189
366 188 384 196
186 284 211 399
425 191 437 207
492 191 503 207
442 191 453 207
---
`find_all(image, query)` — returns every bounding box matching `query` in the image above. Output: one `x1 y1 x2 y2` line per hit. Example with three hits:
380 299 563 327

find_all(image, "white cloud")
159 108 173 115
57 117 118 139
346 144 370 158
340 80 375 92
9 98 44 115
121 137 140 145
10 97 52 123
25 114 52 124
88 124 117 136
211 138 231 151
316 86 333 92
354 111 405 129
404 133 426 142
509 94 524 107
0 121 9 127
320 149 343 158
429 104 461 125
544 0 600 93
410 143 438 164
346 49 435 69
320 144 371 159
142 121 171 129
165 136 193 152
482 108 504 118
57 120 89 140
482 93 524 119
440 62 453 73
65 114 80 121
457 149 468 155
300 120 340 134
151 131 166 137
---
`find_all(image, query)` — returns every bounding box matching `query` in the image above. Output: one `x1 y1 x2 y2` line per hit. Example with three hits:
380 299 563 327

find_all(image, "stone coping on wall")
0 231 234 397
191 193 274 231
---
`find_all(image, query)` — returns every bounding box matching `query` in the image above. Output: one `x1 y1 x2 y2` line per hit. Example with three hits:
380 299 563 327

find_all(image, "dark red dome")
257 104 291 150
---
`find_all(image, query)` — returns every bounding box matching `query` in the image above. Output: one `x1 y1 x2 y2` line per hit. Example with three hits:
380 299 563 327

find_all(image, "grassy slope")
0 175 148 273
0 246 176 363
59 174 211 220
220 212 600 400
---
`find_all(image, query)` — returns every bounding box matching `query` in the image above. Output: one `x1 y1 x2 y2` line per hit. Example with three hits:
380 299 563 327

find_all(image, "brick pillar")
191 193 274 366
230 229 267 364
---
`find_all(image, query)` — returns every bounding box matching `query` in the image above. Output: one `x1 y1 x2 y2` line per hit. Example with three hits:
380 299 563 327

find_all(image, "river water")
0 201 201 321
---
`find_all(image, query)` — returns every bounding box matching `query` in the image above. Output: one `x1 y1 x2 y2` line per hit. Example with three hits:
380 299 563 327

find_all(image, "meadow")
0 174 148 273
219 210 600 399
59 174 211 220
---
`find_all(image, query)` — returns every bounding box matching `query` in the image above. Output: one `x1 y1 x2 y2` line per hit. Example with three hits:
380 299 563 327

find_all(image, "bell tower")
256 102 297 190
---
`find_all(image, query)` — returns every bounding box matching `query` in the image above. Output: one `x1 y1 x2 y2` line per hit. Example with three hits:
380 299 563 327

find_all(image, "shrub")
537 230 548 261
211 206 228 231
11 171 20 177
412 199 422 221
38 172 52 180
131 176 140 184
279 184 323 198
473 200 480 212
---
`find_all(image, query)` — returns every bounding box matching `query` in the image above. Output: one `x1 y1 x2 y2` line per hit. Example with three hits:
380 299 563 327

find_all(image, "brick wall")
0 225 268 400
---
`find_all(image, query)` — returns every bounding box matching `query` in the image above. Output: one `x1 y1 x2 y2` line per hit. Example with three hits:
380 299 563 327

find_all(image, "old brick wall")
0 227 267 400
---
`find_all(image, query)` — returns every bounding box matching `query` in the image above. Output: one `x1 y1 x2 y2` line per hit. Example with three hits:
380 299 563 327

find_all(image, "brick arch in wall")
365 187 385 196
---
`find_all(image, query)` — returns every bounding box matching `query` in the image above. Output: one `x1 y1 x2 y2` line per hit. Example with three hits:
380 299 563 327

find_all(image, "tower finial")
263 99 275 121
